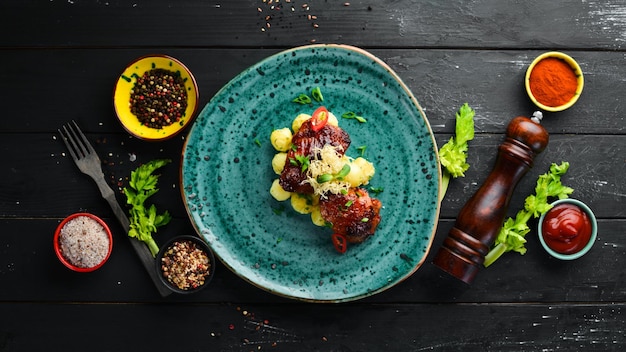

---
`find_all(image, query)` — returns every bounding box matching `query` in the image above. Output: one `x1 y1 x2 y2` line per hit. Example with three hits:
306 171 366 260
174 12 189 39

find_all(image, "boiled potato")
270 128 293 152
272 152 288 174
291 113 311 133
354 157 375 180
270 179 291 201
327 112 339 127
310 206 326 226
290 193 315 214
344 157 375 187
343 161 363 187
291 112 339 133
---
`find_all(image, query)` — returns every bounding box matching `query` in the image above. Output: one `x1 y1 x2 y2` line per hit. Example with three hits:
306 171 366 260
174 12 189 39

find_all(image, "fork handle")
94 177 173 297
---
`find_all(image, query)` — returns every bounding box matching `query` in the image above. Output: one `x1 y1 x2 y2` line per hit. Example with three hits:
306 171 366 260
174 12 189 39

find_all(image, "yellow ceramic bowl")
525 51 584 112
113 55 199 141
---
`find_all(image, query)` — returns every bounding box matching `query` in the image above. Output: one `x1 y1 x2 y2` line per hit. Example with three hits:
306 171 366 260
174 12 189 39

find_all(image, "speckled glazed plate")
181 44 441 302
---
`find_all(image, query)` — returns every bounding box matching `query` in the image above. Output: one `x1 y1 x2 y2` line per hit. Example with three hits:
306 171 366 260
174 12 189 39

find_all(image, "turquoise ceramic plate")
181 44 441 302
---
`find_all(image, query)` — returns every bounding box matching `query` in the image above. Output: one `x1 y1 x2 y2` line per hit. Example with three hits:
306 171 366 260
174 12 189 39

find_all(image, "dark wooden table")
1 1 625 351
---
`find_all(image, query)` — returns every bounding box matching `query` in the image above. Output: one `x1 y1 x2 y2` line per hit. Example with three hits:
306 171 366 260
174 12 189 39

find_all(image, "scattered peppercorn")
129 68 188 129
160 239 211 290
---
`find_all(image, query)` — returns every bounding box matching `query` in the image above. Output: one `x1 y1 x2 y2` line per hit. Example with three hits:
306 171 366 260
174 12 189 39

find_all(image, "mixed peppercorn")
160 239 211 291
129 68 188 129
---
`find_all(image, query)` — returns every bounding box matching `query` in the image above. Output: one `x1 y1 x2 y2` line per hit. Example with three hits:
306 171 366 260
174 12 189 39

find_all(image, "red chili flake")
331 233 348 254
229 324 235 330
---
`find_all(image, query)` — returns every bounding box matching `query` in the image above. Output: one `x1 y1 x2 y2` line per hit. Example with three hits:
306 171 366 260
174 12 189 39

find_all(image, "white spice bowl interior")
53 212 113 273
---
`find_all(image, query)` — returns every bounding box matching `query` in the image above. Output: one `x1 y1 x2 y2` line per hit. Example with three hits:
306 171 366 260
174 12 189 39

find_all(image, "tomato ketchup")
541 203 593 254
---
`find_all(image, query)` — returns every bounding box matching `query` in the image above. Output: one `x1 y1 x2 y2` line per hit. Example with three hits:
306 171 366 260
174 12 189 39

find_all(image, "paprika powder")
528 57 579 107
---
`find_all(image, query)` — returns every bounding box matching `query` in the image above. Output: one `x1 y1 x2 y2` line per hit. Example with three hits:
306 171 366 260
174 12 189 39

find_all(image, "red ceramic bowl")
54 213 113 272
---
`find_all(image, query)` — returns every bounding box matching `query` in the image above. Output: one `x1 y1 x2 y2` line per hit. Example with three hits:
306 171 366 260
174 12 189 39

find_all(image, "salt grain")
59 216 110 268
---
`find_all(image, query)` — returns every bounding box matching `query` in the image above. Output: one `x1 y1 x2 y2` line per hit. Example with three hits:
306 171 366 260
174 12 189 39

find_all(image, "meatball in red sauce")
319 187 382 244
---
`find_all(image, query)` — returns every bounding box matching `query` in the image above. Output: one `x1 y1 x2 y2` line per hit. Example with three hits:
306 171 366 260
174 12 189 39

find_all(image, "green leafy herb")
483 162 574 267
123 159 172 257
292 94 312 105
438 103 475 201
294 155 310 172
317 164 351 183
357 145 367 157
342 111 367 123
254 138 262 147
311 87 324 102
335 164 351 179
272 205 285 215
317 174 334 183
369 186 384 195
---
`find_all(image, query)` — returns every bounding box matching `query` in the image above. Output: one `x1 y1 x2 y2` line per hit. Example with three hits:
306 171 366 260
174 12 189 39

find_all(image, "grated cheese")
305 145 352 198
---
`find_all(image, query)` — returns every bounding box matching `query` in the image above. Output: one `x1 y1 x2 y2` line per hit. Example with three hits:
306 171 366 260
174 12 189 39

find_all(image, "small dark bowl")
538 199 597 260
156 235 215 294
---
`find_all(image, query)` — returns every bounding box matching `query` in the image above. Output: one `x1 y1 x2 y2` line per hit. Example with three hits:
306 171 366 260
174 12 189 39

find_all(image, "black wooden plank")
2 0 626 51
1 132 623 219
1 218 624 303
0 1 623 350
0 301 624 351
0 48 623 135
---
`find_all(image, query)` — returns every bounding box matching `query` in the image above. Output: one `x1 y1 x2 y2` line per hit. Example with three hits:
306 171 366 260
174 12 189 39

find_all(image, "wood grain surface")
1 1 625 351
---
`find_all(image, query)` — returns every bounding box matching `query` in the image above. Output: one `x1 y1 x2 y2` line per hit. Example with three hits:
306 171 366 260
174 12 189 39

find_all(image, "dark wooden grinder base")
433 115 549 284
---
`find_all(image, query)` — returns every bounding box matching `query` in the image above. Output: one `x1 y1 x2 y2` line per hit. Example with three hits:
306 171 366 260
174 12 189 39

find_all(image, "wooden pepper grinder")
433 113 549 284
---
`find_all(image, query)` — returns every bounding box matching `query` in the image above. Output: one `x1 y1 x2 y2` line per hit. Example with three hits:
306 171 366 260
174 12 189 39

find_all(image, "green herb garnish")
438 103 475 201
293 94 312 105
294 155 310 172
369 186 384 195
317 164 351 183
272 205 285 215
311 87 324 102
317 174 334 183
357 145 367 157
483 162 574 267
123 159 172 257
341 111 367 123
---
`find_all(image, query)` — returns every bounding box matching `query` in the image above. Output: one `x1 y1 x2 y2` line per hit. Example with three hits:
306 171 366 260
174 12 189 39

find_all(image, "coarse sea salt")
59 216 110 268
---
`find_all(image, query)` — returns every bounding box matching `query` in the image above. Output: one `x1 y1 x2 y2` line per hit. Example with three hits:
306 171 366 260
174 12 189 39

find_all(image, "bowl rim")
155 235 216 294
525 51 584 112
53 212 113 272
113 54 199 141
537 198 597 260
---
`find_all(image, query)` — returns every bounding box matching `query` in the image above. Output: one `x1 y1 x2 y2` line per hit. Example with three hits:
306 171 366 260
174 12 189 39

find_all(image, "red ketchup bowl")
538 199 597 260
54 213 113 272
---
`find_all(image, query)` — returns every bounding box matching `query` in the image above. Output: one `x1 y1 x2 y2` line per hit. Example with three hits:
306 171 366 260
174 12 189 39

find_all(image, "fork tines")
58 120 94 161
